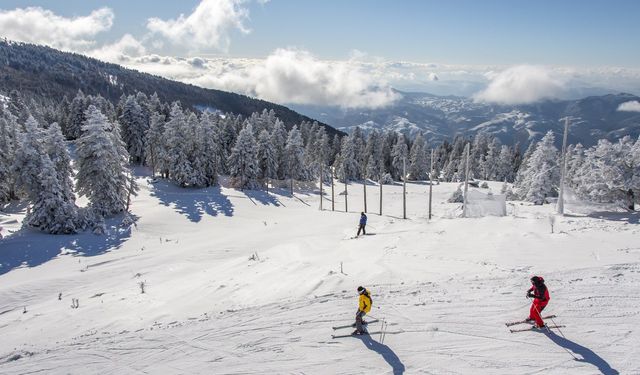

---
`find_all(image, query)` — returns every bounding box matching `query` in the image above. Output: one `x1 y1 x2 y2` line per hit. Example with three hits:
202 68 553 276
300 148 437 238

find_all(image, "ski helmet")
357 286 365 294
530 276 543 284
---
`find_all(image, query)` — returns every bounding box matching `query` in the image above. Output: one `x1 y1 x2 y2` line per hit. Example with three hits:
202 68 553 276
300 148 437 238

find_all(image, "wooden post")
462 144 470 217
429 148 434 220
403 157 407 219
290 177 294 196
557 118 569 215
363 179 367 213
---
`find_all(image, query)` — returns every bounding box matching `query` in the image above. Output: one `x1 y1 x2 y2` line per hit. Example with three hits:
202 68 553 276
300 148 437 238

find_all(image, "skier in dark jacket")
526 276 550 328
357 212 367 236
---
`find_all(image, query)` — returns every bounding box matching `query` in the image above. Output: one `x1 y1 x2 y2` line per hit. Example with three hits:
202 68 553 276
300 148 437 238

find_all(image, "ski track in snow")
1 177 639 374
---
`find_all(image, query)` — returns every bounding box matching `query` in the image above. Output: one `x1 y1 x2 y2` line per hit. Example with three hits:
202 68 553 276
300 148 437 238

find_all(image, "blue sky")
2 0 639 65
0 0 639 107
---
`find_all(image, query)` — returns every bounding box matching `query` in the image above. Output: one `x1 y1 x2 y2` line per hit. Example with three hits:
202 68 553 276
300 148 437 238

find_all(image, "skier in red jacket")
526 276 550 328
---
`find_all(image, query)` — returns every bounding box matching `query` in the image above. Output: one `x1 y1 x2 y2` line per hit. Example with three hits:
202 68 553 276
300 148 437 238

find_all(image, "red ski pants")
529 302 548 327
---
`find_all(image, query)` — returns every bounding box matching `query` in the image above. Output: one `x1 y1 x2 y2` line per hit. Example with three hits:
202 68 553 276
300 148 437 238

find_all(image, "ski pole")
534 304 578 360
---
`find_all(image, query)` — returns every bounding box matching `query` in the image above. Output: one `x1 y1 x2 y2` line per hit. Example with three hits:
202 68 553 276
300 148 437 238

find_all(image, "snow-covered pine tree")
119 95 147 164
365 130 384 180
67 90 87 139
409 132 428 180
13 116 78 233
565 143 585 188
44 123 76 204
76 106 133 217
574 136 639 207
513 140 537 195
228 123 259 189
285 125 306 183
470 132 490 178
519 131 559 204
257 129 278 184
480 137 501 180
0 115 18 202
495 145 515 182
391 134 409 180
270 120 288 180
197 112 220 186
219 115 239 174
339 135 359 181
145 112 166 177
163 103 196 187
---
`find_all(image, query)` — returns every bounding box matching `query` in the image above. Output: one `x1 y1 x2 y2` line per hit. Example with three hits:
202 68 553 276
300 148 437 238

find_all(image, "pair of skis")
505 315 565 333
331 319 379 339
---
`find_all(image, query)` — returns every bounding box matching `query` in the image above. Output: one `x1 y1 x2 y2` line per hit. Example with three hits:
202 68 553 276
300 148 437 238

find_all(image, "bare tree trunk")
403 158 406 219
363 180 367 213
379 177 383 216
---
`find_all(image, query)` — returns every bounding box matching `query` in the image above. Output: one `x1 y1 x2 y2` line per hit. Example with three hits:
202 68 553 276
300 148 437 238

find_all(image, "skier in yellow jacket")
353 286 372 335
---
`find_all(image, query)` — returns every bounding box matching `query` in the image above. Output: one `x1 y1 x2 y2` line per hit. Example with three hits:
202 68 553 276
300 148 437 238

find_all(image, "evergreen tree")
480 137 501 180
409 132 427 180
517 131 559 203
164 103 195 187
119 95 147 164
76 106 133 217
496 145 515 182
257 129 278 182
270 120 288 180
44 123 75 204
228 123 259 189
391 134 409 180
285 125 306 181
67 90 87 139
145 112 166 177
13 116 78 233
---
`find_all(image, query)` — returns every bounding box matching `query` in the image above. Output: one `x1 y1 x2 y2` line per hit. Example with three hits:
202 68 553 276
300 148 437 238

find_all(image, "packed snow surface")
1 175 638 374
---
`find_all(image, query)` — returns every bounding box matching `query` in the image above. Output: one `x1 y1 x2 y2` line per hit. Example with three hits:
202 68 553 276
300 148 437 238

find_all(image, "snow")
1 175 639 374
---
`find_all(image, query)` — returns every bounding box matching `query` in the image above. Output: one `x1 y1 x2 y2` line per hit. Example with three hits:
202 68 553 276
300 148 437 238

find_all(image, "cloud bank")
0 6 114 50
146 0 250 52
618 101 640 112
473 65 567 105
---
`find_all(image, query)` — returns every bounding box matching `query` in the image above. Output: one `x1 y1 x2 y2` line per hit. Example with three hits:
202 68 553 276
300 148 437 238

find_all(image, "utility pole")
429 148 434 220
462 144 470 218
557 117 570 215
403 157 407 219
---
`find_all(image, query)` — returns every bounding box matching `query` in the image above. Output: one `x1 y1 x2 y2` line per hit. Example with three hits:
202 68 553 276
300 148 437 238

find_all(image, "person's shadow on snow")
356 334 405 375
544 331 619 375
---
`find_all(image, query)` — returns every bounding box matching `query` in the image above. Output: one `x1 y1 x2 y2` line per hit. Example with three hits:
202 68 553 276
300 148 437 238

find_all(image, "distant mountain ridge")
0 40 343 137
290 90 640 146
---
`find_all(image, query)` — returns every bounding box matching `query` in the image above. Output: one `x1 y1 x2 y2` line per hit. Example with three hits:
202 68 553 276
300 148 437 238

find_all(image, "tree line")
1 89 638 234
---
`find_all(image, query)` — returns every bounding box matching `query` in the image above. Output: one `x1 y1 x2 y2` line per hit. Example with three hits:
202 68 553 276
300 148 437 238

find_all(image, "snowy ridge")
0 177 639 374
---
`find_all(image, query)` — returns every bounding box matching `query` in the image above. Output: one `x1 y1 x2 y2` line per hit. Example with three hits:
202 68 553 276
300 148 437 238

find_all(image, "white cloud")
0 6 113 50
146 0 250 52
428 73 439 81
121 49 400 108
473 65 567 105
89 34 146 63
618 101 640 112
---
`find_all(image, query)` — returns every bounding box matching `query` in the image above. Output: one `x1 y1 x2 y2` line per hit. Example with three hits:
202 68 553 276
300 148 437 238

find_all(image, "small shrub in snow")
139 281 146 294
71 298 79 309
448 185 463 203
380 173 393 185
480 182 489 189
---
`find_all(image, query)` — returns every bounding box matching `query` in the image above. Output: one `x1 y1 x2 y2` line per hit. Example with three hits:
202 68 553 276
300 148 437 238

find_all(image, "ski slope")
0 174 638 374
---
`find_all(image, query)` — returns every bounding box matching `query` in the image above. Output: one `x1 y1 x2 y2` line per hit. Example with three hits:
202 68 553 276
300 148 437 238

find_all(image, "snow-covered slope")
0 173 638 374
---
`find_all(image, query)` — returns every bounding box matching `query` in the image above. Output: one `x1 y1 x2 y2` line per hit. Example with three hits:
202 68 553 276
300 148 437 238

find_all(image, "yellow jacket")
358 289 372 313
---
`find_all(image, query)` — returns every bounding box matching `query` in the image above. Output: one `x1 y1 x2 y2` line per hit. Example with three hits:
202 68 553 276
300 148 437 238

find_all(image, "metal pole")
363 179 367 213
557 118 569 215
331 167 335 211
403 157 407 219
379 177 383 216
429 148 434 220
344 171 348 213
319 165 323 210
463 144 470 217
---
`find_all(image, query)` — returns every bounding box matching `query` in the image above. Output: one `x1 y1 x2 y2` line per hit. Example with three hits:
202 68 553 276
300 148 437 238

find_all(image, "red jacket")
528 284 550 305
